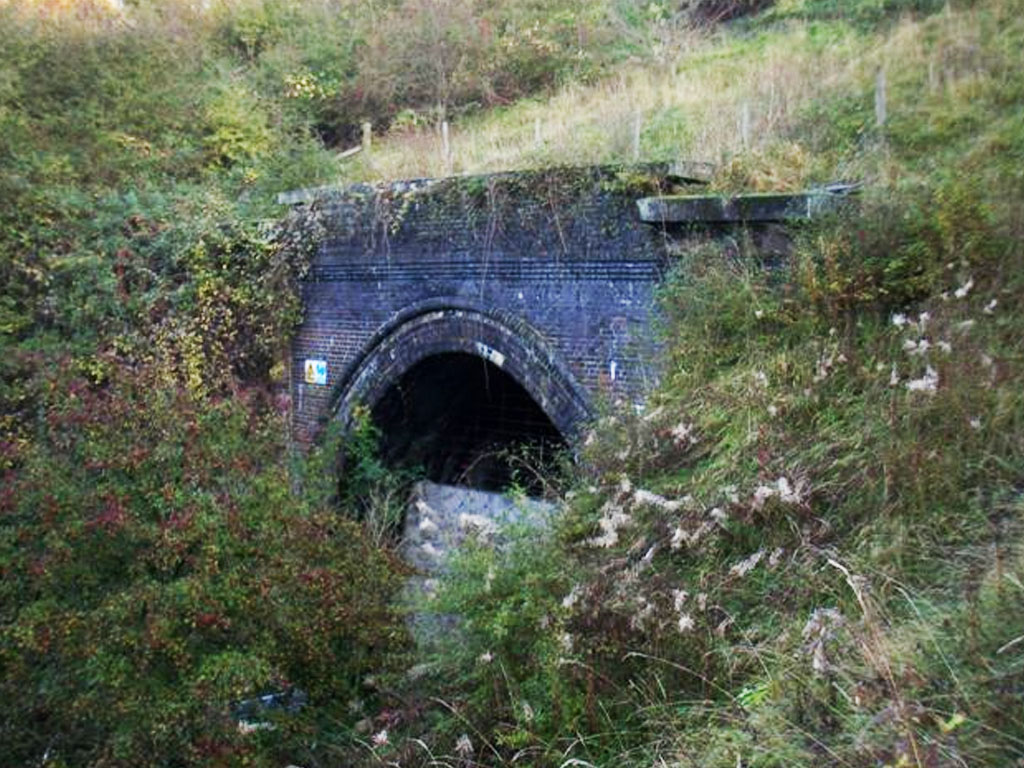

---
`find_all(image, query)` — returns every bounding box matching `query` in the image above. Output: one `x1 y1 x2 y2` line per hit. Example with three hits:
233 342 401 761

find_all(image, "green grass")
4 0 1024 765
351 2 1024 766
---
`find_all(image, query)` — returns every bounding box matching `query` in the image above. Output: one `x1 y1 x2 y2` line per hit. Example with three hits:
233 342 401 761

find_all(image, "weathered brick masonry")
287 165 675 445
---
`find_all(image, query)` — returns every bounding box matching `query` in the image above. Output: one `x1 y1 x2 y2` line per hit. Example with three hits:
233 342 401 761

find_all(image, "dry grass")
346 2 1015 195
351 22 861 183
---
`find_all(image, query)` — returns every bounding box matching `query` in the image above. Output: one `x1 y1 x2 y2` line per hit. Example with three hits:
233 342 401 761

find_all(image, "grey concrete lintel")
636 189 854 224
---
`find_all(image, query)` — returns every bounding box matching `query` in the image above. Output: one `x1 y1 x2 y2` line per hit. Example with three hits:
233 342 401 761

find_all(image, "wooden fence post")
875 68 887 128
361 121 372 155
441 120 452 174
632 111 642 161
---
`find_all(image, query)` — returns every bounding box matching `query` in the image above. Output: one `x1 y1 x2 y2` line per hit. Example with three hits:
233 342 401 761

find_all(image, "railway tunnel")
280 166 849 641
369 351 565 492
284 166 849 494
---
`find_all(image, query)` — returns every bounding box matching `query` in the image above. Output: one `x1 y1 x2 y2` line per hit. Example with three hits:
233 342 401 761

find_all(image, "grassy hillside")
348 2 1024 767
2 0 1023 766
0 1 662 764
357 0 1021 192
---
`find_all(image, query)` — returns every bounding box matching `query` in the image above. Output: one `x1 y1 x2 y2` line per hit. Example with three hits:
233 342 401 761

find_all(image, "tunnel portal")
370 352 565 492
287 166 841 469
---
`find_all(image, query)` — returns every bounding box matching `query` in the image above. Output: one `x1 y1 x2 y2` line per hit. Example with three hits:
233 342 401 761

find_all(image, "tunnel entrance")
370 352 566 492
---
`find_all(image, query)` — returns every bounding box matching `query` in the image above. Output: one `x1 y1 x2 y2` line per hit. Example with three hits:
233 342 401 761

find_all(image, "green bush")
405 216 1024 764
0 367 408 767
679 0 775 24
431 524 578 757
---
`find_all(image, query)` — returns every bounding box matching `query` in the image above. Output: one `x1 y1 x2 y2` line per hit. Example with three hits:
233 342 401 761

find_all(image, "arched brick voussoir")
333 305 594 440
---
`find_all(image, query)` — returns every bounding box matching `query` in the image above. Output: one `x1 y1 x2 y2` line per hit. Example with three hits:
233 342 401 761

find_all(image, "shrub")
0 367 409 767
679 0 775 24
202 84 272 169
790 177 1001 319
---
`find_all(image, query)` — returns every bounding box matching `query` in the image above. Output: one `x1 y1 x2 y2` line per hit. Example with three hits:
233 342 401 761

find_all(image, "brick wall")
288 166 671 445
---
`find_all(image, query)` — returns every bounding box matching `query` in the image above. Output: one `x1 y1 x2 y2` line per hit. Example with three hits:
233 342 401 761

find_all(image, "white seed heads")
588 502 631 548
633 488 684 512
670 422 697 447
752 485 775 510
672 589 689 612
455 734 474 757
777 476 804 504
729 549 765 578
903 338 930 356
802 608 845 676
905 365 939 393
561 585 581 610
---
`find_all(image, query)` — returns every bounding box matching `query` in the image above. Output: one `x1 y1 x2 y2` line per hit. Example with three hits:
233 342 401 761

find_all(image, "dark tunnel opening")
370 353 566 492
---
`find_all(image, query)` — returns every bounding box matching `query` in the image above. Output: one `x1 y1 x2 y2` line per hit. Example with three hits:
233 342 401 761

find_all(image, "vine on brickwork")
352 164 670 253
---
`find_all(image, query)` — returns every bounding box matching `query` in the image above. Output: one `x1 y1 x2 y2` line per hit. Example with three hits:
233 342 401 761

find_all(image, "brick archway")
333 303 593 440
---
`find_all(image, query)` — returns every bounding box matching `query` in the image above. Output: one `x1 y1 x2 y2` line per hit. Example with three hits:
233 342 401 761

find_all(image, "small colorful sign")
304 359 327 386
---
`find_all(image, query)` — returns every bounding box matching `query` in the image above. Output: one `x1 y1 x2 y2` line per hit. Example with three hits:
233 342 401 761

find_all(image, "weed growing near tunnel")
4 0 1024 765
360 2 1024 763
392 181 1024 767
302 409 416 549
0 365 410 767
